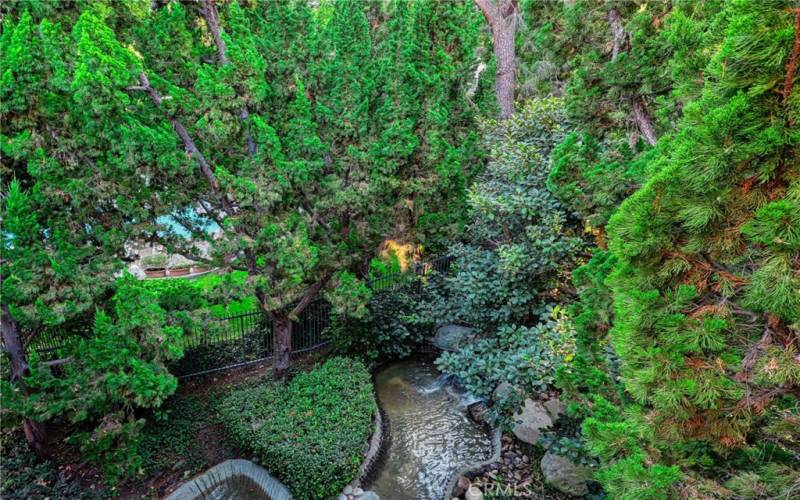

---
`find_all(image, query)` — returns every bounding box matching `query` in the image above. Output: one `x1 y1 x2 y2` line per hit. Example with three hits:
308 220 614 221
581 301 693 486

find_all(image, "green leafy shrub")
423 98 582 330
219 357 376 499
436 307 576 420
329 287 433 361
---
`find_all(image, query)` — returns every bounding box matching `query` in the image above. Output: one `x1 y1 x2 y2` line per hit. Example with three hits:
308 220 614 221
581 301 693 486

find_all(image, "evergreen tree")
556 1 800 496
2 0 488 398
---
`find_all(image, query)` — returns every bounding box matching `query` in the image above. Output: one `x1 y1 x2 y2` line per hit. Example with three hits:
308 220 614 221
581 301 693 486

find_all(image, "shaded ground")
121 349 328 499
0 425 108 500
1 350 328 500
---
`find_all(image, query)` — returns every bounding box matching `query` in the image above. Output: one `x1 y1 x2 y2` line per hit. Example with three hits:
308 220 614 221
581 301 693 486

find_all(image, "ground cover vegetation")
219 357 375 499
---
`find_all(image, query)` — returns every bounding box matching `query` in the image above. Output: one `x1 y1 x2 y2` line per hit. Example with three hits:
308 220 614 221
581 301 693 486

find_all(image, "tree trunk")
607 8 658 146
608 9 628 61
632 97 657 146
494 16 516 119
475 0 518 119
271 314 292 380
1 305 50 457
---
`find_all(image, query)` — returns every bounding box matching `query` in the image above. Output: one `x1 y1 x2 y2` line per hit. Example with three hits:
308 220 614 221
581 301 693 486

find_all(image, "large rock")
433 324 474 352
512 399 553 444
540 450 593 496
467 402 490 426
452 476 471 497
543 396 565 421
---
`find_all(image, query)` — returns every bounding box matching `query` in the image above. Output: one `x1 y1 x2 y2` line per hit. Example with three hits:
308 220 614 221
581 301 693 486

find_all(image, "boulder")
543 396 565 421
358 493 380 500
512 399 553 444
540 450 593 497
433 324 474 352
467 402 490 426
465 485 484 500
452 476 471 497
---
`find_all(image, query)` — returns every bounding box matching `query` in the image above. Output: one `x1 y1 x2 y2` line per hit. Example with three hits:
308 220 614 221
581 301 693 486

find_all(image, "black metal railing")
24 255 453 378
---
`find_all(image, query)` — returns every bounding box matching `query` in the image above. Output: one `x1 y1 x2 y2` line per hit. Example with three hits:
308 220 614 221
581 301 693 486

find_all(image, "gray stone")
465 485 484 500
344 485 354 495
512 399 553 444
492 382 512 402
543 396 565 421
358 492 380 500
433 324 474 351
352 487 364 496
540 450 593 497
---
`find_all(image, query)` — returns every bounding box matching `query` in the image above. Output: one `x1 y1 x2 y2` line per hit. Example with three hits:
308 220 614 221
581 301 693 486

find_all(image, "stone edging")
444 427 503 499
164 459 292 500
349 362 388 491
352 402 387 489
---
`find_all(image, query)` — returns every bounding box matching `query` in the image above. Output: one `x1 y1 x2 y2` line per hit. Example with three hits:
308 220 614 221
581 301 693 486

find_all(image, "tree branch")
198 1 259 178
474 0 498 28
783 8 800 103
632 97 657 146
128 73 234 216
200 0 229 65
290 275 330 318
608 9 628 61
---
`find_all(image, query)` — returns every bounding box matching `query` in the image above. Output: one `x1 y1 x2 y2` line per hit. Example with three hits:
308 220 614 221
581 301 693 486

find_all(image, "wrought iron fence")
24 255 453 379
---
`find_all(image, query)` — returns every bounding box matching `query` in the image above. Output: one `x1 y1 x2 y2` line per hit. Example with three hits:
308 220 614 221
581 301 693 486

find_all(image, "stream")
366 357 494 500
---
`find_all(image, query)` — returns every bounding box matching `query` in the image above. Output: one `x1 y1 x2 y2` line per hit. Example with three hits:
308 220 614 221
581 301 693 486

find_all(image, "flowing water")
366 357 494 500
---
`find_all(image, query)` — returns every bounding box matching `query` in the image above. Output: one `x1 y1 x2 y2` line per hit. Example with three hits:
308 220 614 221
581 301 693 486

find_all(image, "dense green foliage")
520 0 800 497
426 98 580 329
329 287 433 361
219 357 376 499
0 0 488 483
0 427 107 500
2 0 798 497
437 307 575 418
2 276 183 483
428 98 581 422
143 271 257 317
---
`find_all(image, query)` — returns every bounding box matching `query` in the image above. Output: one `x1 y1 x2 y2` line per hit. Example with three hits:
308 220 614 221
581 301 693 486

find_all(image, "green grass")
144 270 258 318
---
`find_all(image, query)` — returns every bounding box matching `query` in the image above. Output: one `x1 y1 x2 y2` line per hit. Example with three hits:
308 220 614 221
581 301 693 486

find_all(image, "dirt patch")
175 347 330 397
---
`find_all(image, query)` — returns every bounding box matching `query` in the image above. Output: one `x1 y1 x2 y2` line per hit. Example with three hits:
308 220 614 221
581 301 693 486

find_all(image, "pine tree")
576 1 800 496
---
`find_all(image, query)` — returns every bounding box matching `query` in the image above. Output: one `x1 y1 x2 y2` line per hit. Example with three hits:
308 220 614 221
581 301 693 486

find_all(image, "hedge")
219 357 375 499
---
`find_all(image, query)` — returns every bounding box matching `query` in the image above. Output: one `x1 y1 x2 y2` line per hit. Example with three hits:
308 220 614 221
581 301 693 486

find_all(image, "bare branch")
128 73 235 216
783 8 800 103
